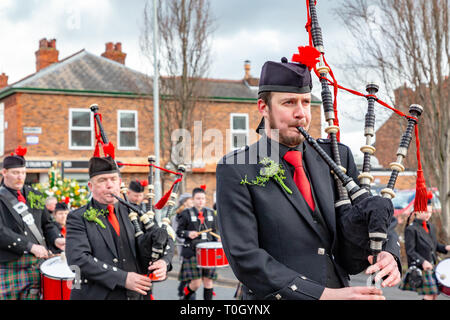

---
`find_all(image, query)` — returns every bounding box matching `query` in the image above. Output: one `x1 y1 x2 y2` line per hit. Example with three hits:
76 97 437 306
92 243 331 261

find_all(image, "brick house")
372 111 417 191
0 39 323 206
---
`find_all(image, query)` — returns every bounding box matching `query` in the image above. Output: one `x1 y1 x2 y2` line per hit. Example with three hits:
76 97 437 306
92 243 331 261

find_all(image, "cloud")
0 0 389 141
0 0 115 82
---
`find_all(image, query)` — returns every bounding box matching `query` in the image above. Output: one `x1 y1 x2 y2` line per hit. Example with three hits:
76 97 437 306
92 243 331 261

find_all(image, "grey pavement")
166 252 450 300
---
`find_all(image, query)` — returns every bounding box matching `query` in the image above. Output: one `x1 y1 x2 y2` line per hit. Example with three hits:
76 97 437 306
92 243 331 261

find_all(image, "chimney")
101 42 126 65
0 73 8 89
35 38 59 72
244 60 251 80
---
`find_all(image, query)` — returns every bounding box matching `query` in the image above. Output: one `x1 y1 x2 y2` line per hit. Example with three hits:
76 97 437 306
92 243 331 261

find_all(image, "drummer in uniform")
176 186 219 300
65 155 172 300
400 191 450 300
0 146 64 300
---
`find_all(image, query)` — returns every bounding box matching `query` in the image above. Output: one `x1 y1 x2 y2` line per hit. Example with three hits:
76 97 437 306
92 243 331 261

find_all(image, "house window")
118 110 138 149
69 109 93 149
230 113 248 149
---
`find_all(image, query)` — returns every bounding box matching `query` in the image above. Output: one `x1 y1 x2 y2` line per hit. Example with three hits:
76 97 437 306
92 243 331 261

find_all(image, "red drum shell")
40 256 75 300
196 242 228 268
436 258 450 297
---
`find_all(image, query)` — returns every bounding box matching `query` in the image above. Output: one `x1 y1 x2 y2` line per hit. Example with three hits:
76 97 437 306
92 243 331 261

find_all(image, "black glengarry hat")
55 202 69 212
88 156 119 178
256 57 312 133
258 57 312 94
3 146 27 169
129 180 146 193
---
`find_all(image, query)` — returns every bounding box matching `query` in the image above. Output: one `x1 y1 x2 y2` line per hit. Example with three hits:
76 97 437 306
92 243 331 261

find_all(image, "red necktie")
107 204 120 236
61 226 67 238
17 190 26 203
198 211 205 225
283 150 315 211
422 221 429 233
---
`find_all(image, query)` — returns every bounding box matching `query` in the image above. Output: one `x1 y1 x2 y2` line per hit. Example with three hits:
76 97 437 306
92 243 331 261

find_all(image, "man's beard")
267 113 306 147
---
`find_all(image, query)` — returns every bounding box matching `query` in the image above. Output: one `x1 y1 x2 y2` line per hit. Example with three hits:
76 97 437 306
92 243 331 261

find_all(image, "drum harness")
0 186 46 248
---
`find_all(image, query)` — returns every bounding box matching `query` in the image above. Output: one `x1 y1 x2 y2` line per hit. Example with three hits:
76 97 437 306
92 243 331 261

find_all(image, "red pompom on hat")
3 145 27 169
102 142 115 160
291 45 321 70
15 145 27 157
140 180 149 187
200 184 206 190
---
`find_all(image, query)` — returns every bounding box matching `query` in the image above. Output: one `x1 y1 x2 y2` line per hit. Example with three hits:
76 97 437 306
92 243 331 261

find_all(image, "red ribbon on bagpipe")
292 0 427 212
116 162 183 209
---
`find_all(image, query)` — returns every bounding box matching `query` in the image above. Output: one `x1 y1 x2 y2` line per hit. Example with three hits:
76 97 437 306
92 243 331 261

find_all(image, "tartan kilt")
0 254 42 300
399 269 439 295
178 256 218 282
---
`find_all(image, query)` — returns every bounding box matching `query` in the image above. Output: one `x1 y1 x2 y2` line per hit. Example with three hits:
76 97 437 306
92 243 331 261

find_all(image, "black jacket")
176 207 219 258
66 198 173 300
216 137 401 300
0 185 60 263
404 219 448 268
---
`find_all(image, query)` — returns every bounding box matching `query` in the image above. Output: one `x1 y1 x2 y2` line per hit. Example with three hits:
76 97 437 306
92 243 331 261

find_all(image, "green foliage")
83 207 106 229
241 158 292 194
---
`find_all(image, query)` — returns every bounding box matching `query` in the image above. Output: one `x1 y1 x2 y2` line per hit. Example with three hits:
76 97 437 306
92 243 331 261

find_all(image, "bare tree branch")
335 0 450 240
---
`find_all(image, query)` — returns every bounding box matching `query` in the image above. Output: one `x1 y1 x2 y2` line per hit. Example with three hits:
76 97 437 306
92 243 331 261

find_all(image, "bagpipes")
90 104 183 279
293 1 429 281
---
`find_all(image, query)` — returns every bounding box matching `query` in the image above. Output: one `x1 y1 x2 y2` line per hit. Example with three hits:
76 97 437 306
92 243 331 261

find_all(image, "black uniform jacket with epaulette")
216 136 401 300
0 184 61 263
66 198 173 300
176 206 219 258
404 219 448 268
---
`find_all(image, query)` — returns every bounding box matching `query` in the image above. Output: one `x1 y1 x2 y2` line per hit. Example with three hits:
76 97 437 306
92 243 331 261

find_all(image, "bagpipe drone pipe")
293 1 428 277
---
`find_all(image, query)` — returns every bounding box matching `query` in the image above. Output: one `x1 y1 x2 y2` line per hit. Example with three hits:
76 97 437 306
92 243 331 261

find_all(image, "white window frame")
69 108 94 150
117 110 139 150
230 113 249 150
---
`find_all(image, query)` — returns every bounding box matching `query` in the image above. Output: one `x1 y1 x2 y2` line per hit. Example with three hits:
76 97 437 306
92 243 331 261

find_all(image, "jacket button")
113 258 118 263
318 248 325 255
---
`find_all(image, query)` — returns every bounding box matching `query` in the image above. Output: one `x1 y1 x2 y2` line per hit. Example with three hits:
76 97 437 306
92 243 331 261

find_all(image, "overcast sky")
0 0 393 154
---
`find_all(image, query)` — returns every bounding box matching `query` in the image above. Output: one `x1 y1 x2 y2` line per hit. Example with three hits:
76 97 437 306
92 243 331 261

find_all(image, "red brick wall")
3 94 21 153
374 115 417 170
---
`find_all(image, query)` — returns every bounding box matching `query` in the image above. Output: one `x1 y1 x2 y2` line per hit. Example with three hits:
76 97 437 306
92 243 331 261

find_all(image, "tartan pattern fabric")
0 254 41 300
399 269 439 295
178 256 218 282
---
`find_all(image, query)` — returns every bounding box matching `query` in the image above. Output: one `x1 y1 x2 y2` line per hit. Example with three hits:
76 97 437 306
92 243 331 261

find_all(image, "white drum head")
435 259 450 287
40 256 75 280
196 241 222 249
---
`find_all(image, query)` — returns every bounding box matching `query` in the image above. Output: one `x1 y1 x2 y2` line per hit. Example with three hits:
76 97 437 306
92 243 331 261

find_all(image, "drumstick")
198 228 212 234
209 231 221 240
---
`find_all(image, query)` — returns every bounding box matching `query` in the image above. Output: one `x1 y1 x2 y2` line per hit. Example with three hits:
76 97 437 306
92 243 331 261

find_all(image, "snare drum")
196 242 228 268
40 255 75 300
435 258 450 297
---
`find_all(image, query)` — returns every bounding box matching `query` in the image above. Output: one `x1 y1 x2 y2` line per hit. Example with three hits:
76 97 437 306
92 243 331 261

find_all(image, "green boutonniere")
27 191 46 210
240 157 292 194
83 207 107 229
